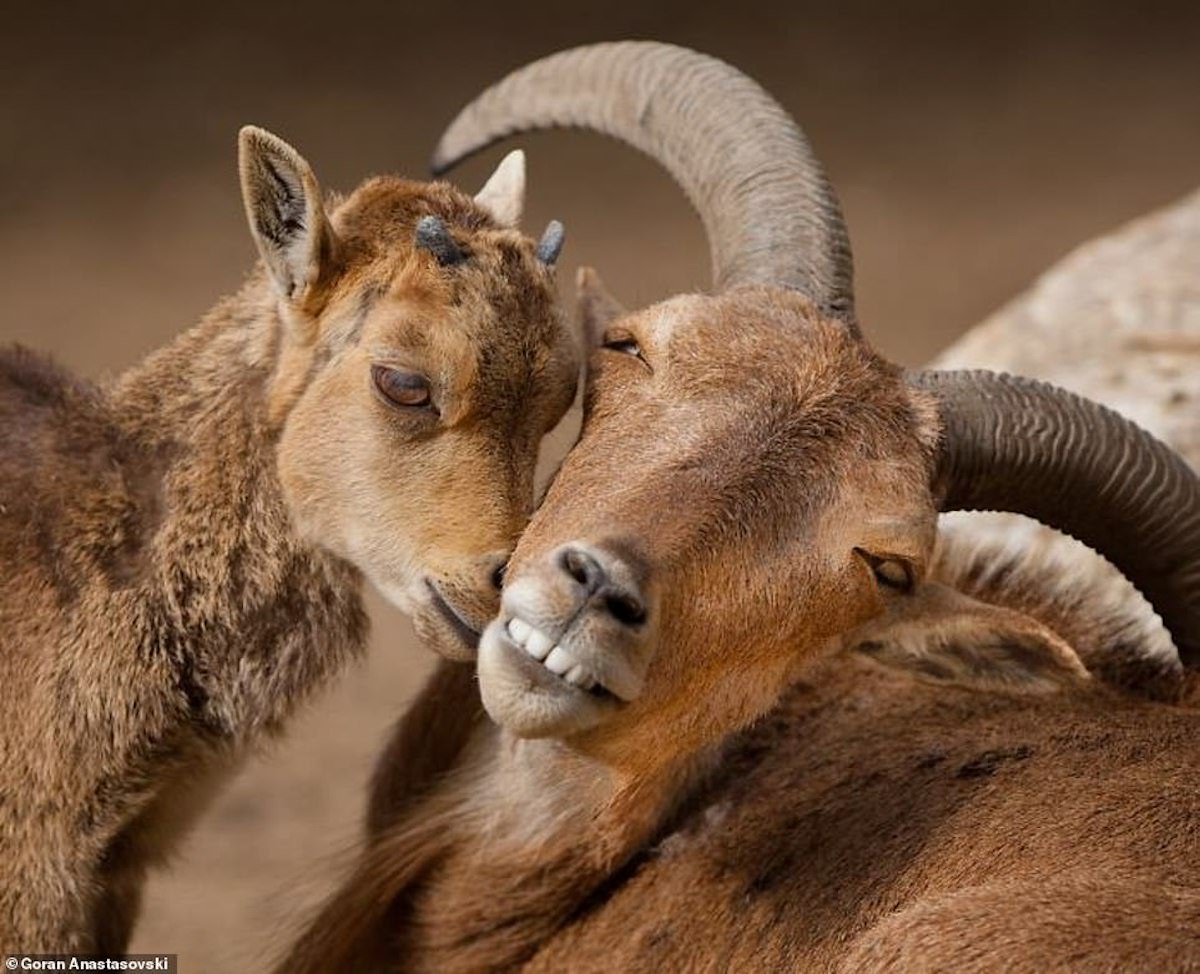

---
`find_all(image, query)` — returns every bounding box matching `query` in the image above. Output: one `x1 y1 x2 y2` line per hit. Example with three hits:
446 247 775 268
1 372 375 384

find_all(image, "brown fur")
283 280 1198 972
0 132 576 952
365 661 482 838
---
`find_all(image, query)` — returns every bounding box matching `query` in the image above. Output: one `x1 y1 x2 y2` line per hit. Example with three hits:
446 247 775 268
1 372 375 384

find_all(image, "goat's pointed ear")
474 149 526 228
849 582 1089 694
576 267 627 347
238 126 337 301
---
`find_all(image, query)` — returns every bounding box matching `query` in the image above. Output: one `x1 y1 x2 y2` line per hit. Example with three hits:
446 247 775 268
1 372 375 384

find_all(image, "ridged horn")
912 369 1200 668
432 41 854 321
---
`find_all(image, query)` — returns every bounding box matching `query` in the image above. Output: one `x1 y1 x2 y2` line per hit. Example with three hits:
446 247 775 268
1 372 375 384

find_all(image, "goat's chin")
412 605 480 662
478 621 618 738
372 574 481 662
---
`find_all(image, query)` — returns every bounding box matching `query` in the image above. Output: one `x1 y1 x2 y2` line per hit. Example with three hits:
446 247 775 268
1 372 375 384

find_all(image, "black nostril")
560 546 603 592
559 544 647 628
605 593 646 627
490 561 507 592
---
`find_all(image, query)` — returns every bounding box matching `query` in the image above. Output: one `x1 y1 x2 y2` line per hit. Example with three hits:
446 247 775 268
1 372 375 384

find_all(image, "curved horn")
912 369 1200 668
415 215 465 266
432 42 854 320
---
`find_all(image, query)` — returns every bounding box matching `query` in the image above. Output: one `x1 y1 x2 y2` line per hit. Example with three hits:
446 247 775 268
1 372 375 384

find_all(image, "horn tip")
429 130 473 178
536 219 566 265
428 149 452 178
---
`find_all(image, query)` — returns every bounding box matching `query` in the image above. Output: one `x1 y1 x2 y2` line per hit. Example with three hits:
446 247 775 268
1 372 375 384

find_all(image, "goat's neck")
389 725 712 971
106 277 365 740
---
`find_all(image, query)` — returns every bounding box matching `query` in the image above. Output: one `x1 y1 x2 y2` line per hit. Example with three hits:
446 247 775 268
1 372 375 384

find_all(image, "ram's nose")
555 543 648 628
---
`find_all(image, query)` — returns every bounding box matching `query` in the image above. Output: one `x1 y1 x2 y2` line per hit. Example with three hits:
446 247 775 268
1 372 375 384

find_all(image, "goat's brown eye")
372 365 432 409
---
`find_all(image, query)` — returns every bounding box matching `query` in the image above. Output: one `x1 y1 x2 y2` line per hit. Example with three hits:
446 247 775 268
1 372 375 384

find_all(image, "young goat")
0 127 578 952
282 43 1200 971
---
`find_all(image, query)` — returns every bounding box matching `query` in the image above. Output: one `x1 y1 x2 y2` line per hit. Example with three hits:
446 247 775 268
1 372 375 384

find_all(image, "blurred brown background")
2 0 1198 968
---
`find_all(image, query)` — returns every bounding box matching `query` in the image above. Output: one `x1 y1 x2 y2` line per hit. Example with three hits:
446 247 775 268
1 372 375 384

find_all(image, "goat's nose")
557 545 647 627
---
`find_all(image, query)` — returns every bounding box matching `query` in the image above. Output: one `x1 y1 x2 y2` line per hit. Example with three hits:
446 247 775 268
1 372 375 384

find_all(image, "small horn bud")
415 215 466 266
536 220 565 265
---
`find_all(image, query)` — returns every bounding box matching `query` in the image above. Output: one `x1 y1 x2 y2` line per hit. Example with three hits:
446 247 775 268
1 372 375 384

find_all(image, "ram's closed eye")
873 560 912 592
604 336 640 355
854 548 914 594
600 329 649 368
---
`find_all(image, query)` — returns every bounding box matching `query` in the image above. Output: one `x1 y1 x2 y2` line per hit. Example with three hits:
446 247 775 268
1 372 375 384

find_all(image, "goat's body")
517 571 1199 973
0 129 575 950
506 192 1200 972
331 542 1199 973
0 301 365 951
522 661 1199 972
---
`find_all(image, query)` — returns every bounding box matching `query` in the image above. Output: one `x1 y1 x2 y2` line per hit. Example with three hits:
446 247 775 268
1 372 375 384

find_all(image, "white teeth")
505 616 603 693
544 646 575 675
526 628 555 660
508 617 532 644
525 639 552 662
506 617 551 660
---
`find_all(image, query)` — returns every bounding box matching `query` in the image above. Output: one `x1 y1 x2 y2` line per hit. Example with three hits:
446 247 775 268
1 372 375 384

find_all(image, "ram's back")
522 643 1200 972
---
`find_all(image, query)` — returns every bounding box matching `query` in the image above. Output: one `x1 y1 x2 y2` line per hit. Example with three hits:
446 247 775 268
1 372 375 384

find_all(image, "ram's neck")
108 276 366 740
392 728 708 972
281 680 724 974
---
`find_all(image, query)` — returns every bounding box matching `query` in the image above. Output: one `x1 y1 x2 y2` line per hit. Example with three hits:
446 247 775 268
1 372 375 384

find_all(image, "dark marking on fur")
956 745 1033 779
745 845 801 897
343 283 386 346
916 750 947 770
564 847 655 927
257 158 307 248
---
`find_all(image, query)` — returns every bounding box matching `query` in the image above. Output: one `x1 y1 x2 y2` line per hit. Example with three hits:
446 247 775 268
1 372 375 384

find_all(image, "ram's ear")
473 149 526 227
576 266 627 347
849 582 1089 694
238 125 338 304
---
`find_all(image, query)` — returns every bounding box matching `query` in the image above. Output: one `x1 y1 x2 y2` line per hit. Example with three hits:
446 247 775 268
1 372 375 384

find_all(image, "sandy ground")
3 1 1199 968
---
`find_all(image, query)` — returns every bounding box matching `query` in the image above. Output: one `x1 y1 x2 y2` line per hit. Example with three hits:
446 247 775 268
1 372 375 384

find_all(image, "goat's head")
439 44 1200 759
238 127 578 660
487 283 948 750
